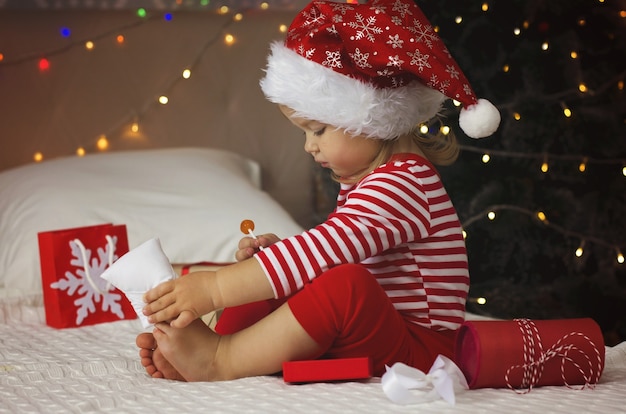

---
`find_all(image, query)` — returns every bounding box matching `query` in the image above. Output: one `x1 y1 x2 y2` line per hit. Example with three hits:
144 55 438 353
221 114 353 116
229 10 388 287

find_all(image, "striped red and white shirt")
255 153 469 331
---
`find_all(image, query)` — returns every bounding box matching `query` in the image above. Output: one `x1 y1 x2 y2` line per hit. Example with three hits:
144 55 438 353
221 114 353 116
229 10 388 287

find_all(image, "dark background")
419 0 626 346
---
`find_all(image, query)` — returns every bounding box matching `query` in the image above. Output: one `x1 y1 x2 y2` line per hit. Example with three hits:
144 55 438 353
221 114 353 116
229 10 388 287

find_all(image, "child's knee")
312 264 388 323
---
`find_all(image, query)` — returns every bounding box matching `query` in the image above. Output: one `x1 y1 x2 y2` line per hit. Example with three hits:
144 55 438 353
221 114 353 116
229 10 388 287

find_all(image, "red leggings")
288 264 455 376
216 263 456 376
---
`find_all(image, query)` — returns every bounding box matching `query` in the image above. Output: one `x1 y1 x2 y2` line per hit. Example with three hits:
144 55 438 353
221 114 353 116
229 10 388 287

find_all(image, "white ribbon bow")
381 355 469 405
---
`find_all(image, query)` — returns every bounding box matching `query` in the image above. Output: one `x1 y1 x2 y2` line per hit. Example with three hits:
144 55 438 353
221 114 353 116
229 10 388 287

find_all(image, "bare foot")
136 332 186 381
144 304 320 382
153 319 224 382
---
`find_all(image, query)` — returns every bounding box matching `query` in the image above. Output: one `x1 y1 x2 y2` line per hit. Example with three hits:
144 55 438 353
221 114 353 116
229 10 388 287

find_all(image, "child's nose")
303 134 318 154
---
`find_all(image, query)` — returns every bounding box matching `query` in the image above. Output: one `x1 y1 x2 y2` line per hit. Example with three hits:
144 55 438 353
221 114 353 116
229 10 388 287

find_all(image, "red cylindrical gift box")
454 318 605 390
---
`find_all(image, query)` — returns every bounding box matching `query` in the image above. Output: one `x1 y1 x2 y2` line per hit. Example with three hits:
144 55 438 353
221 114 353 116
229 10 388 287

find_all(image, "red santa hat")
260 0 500 140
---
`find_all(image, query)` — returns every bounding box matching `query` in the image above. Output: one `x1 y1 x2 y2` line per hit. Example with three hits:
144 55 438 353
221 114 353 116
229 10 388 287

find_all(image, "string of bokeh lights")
0 1 623 270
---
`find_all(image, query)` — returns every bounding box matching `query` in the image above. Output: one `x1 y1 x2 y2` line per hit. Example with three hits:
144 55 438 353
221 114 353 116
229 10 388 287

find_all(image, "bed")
0 305 624 414
0 147 625 413
1 8 625 414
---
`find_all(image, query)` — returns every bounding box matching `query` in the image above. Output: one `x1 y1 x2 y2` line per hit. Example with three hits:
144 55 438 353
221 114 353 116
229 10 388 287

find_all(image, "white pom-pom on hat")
459 99 502 139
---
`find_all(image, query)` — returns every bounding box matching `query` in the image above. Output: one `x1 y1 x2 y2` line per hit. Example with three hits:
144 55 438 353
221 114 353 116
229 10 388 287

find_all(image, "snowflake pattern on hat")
285 0 476 105
261 0 500 139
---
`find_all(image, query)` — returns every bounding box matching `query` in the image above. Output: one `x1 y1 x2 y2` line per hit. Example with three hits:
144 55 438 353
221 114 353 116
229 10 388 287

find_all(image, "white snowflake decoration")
330 3 352 15
349 48 372 69
51 236 127 325
392 0 412 19
387 54 404 68
348 14 383 42
410 19 437 49
407 48 431 72
323 50 343 68
446 63 461 80
387 34 404 49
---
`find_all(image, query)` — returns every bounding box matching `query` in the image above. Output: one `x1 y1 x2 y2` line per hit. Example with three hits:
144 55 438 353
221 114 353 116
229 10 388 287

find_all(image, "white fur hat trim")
260 42 446 140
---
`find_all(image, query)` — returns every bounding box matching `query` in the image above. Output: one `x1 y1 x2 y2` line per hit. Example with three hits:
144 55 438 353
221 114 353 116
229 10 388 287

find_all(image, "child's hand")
235 233 280 261
142 271 216 328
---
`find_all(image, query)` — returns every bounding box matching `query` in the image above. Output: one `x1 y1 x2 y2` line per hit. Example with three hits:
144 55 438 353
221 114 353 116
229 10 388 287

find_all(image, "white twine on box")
505 318 603 393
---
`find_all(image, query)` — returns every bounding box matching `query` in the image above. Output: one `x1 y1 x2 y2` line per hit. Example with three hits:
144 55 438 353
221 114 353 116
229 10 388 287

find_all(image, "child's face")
279 106 382 180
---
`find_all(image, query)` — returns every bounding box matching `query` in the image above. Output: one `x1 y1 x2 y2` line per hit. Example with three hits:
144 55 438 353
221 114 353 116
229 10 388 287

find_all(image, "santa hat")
260 0 500 140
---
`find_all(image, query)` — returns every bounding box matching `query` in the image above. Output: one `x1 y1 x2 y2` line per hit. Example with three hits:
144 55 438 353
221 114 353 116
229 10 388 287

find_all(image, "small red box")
283 357 372 383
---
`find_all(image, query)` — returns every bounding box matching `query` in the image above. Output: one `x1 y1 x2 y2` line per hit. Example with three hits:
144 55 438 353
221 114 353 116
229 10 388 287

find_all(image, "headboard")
0 8 319 228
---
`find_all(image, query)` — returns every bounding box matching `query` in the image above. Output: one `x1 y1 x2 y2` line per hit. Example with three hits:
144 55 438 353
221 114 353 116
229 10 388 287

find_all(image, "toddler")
137 0 500 381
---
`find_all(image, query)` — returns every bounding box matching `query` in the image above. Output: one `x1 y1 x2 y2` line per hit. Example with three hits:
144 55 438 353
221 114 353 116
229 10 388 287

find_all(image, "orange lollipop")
240 219 264 250
240 219 255 234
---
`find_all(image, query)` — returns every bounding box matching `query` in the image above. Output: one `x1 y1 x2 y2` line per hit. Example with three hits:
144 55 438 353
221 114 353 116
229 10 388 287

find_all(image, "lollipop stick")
248 229 264 250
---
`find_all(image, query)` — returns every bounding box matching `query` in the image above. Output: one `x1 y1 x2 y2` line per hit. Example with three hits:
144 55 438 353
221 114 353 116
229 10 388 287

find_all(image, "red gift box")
283 357 373 383
454 318 605 391
38 223 137 328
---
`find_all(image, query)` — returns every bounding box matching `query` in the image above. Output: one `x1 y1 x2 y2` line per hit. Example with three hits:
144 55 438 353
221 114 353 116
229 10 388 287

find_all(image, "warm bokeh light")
97 135 109 150
11 2 622 270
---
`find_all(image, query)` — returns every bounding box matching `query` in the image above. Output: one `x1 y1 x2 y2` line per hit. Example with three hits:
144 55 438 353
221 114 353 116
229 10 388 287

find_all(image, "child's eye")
313 127 326 137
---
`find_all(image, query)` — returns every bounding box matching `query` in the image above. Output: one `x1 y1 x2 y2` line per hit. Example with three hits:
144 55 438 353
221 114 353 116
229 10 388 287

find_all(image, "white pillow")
0 147 304 298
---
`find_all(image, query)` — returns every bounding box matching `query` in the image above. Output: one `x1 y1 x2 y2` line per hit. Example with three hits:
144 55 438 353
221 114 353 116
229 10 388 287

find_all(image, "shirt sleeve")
254 162 435 298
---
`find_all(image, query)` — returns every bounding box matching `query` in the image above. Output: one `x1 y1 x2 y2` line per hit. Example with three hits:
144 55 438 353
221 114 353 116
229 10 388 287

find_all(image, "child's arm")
142 257 274 328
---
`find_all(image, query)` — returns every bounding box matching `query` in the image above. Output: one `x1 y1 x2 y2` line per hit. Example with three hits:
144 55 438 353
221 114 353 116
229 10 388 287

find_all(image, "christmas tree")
414 0 626 345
